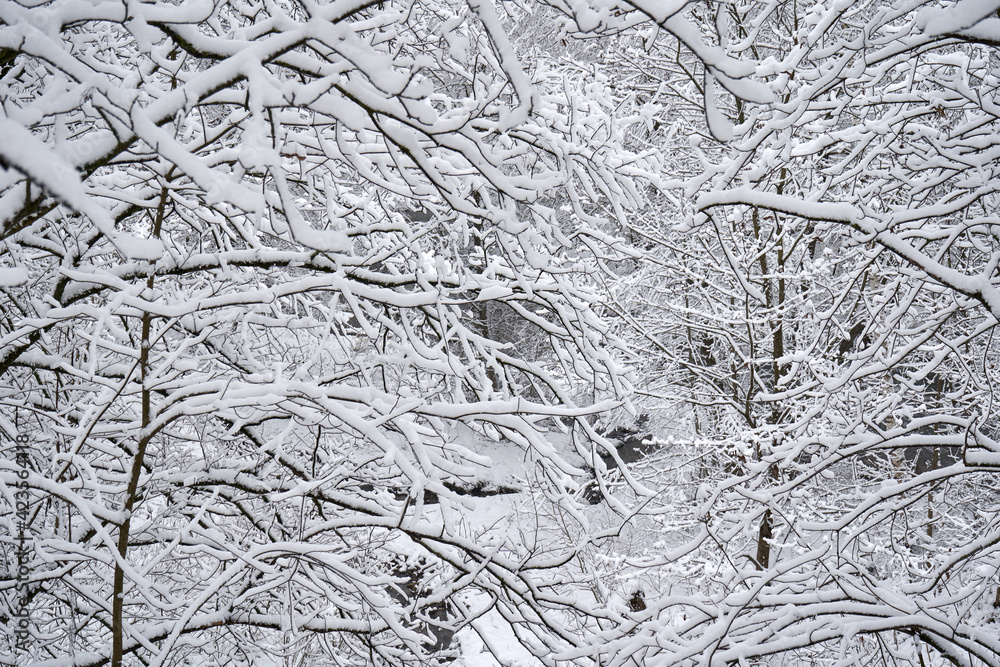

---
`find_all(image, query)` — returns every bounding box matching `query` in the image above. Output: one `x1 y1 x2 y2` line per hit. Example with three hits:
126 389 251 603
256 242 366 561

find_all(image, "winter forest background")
3 0 1000 664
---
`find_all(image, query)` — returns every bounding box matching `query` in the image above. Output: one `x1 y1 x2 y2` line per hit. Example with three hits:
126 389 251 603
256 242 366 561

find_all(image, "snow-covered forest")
3 0 1000 664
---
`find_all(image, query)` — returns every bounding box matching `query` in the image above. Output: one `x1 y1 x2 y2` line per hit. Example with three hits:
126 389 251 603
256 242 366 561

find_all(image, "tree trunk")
112 185 168 667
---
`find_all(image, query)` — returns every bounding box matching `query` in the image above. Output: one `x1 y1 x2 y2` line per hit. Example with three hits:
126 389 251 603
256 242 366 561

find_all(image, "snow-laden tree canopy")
586 0 1000 665
4 0 1000 665
0 0 665 663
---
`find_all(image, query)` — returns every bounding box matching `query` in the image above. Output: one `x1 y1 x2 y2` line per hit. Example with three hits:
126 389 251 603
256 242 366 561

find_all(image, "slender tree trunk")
112 185 168 667
755 508 773 569
753 167 789 571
